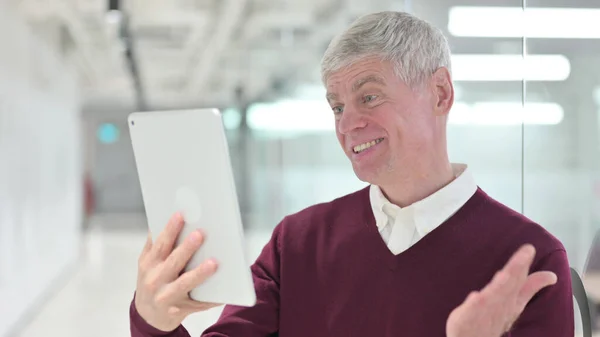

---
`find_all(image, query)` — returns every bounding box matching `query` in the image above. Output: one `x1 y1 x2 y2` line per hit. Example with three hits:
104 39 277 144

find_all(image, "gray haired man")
130 11 574 337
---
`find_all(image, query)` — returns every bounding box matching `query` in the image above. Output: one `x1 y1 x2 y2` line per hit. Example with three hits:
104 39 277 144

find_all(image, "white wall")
0 4 82 336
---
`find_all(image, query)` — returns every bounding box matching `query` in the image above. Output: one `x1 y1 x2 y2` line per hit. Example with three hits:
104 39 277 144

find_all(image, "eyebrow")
326 75 386 103
352 75 385 92
326 92 338 103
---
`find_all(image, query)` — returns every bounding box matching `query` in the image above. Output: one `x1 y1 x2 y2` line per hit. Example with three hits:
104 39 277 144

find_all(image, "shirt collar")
369 181 395 231
369 163 478 236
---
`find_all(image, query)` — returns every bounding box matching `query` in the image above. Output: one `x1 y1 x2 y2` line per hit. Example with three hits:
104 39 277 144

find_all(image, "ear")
431 67 454 116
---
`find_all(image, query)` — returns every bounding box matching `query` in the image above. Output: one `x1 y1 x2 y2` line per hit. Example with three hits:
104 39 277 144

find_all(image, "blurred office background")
1 0 599 336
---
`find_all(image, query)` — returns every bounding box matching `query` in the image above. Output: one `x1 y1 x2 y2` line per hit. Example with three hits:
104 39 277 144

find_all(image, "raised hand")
446 244 558 337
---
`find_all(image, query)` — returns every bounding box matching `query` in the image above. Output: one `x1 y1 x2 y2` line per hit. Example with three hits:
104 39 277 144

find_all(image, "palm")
446 245 558 337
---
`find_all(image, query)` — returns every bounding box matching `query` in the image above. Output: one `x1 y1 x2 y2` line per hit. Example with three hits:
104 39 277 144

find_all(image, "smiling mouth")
353 138 384 154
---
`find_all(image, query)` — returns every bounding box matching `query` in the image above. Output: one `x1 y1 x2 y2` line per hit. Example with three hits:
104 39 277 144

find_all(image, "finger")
178 302 221 317
481 270 511 298
516 271 557 310
138 231 155 270
463 290 482 307
484 245 536 298
163 258 218 298
503 244 536 278
148 213 185 261
182 299 222 312
162 229 205 279
142 231 153 255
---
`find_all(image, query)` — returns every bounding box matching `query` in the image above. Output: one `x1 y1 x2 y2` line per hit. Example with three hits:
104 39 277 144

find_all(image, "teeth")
353 138 383 153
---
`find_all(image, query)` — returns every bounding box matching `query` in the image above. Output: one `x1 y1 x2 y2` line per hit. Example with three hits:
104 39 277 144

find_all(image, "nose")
337 105 367 135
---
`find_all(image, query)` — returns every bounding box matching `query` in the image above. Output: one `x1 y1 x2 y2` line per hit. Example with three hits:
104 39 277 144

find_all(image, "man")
129 11 574 337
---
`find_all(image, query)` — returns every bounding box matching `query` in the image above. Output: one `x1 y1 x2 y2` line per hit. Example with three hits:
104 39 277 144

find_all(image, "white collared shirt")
369 163 477 255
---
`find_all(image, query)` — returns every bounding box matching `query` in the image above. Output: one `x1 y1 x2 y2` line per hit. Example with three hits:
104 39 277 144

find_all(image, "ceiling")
13 0 600 112
13 0 406 111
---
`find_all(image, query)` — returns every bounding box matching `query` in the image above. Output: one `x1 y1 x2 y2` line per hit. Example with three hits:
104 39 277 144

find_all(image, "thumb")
516 271 557 310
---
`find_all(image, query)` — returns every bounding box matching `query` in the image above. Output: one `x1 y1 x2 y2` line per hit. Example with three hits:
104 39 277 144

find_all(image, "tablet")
128 109 256 307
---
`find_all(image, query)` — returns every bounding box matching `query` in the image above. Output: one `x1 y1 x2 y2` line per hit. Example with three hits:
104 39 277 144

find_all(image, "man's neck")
379 160 455 208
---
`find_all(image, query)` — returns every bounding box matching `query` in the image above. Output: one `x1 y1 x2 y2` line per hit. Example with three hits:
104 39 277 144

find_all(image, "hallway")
14 214 271 337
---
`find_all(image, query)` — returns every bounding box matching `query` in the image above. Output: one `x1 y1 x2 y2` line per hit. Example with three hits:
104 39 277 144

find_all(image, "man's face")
325 57 440 185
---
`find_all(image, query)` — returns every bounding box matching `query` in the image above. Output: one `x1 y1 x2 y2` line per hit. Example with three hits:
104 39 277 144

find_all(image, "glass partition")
418 0 526 212
522 1 600 332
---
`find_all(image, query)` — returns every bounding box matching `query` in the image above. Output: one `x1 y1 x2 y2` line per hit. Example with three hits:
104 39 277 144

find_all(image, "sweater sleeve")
506 249 575 337
200 223 283 337
129 295 192 337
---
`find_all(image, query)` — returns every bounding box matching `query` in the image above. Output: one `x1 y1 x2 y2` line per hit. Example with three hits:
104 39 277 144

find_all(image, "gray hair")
320 11 452 88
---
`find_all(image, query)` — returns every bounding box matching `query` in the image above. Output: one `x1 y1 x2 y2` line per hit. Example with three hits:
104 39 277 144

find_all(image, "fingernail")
190 230 203 244
550 273 558 284
206 258 218 270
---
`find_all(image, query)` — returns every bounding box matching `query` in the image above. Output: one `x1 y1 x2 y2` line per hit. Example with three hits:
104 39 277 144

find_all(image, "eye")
364 95 378 103
332 106 344 114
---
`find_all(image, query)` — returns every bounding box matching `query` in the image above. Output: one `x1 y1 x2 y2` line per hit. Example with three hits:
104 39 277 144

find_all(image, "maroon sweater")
130 187 574 337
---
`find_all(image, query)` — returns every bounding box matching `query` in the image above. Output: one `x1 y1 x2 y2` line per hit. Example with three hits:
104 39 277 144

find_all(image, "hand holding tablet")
134 213 221 332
